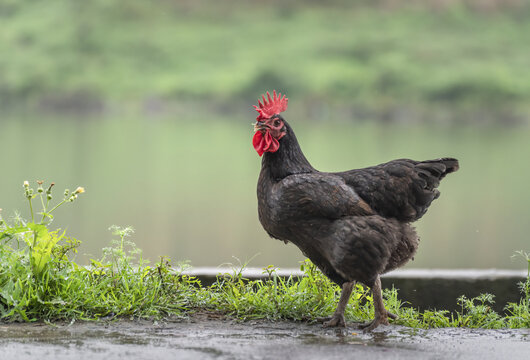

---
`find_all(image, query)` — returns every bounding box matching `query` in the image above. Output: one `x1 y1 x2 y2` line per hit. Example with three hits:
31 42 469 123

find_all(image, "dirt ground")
0 314 529 360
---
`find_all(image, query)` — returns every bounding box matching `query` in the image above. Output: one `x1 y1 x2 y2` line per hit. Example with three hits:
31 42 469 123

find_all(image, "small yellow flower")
23 181 29 187
74 186 85 194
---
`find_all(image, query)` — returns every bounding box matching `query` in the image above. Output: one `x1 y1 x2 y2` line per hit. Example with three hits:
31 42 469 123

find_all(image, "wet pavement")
0 317 529 360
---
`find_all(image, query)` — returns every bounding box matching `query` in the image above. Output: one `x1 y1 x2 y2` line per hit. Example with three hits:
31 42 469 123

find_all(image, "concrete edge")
181 267 528 280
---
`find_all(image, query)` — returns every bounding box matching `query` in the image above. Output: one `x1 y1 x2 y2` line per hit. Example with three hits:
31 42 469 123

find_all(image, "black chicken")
252 91 459 331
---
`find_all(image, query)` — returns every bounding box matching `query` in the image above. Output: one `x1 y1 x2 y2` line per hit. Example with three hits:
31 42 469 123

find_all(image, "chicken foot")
320 281 354 327
358 275 397 332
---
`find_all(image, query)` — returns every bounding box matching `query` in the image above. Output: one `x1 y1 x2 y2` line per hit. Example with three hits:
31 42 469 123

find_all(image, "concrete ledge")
183 267 527 313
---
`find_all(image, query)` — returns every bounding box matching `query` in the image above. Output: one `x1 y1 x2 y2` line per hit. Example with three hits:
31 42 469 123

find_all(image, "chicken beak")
253 122 269 132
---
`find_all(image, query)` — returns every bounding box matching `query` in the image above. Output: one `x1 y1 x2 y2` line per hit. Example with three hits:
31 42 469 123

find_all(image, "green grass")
206 259 530 329
0 182 529 328
0 183 199 321
2 0 530 121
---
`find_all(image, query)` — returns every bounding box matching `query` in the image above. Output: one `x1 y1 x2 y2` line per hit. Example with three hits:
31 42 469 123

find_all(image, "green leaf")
27 223 64 277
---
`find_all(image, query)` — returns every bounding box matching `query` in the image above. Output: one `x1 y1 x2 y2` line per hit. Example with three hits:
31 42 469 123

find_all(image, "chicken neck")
260 121 315 181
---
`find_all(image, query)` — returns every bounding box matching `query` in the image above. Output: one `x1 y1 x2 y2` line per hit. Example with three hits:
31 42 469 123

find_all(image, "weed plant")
0 181 200 322
0 180 529 328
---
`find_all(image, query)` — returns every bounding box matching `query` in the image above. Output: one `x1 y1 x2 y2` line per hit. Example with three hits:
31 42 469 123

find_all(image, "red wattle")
253 131 265 156
252 130 279 156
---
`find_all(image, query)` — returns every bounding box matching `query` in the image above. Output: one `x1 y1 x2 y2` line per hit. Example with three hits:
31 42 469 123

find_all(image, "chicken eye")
274 119 282 127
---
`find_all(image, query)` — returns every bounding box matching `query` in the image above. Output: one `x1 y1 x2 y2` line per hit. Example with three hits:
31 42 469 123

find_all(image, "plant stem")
47 199 67 215
39 193 47 223
28 198 34 223
39 193 45 212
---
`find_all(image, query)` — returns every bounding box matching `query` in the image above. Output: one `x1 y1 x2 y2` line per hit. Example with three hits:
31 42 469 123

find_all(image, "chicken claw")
322 314 346 328
358 310 396 332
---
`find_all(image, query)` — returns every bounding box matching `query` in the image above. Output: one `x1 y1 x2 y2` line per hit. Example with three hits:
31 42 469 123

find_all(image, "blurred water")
1 112 529 269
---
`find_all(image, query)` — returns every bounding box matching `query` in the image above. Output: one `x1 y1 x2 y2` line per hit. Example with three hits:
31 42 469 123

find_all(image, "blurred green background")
1 0 529 269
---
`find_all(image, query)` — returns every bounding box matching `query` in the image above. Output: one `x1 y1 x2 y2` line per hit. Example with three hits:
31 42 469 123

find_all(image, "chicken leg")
358 275 398 332
322 281 354 327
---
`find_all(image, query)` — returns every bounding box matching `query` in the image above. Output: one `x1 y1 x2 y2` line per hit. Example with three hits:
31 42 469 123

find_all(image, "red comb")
253 90 288 121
